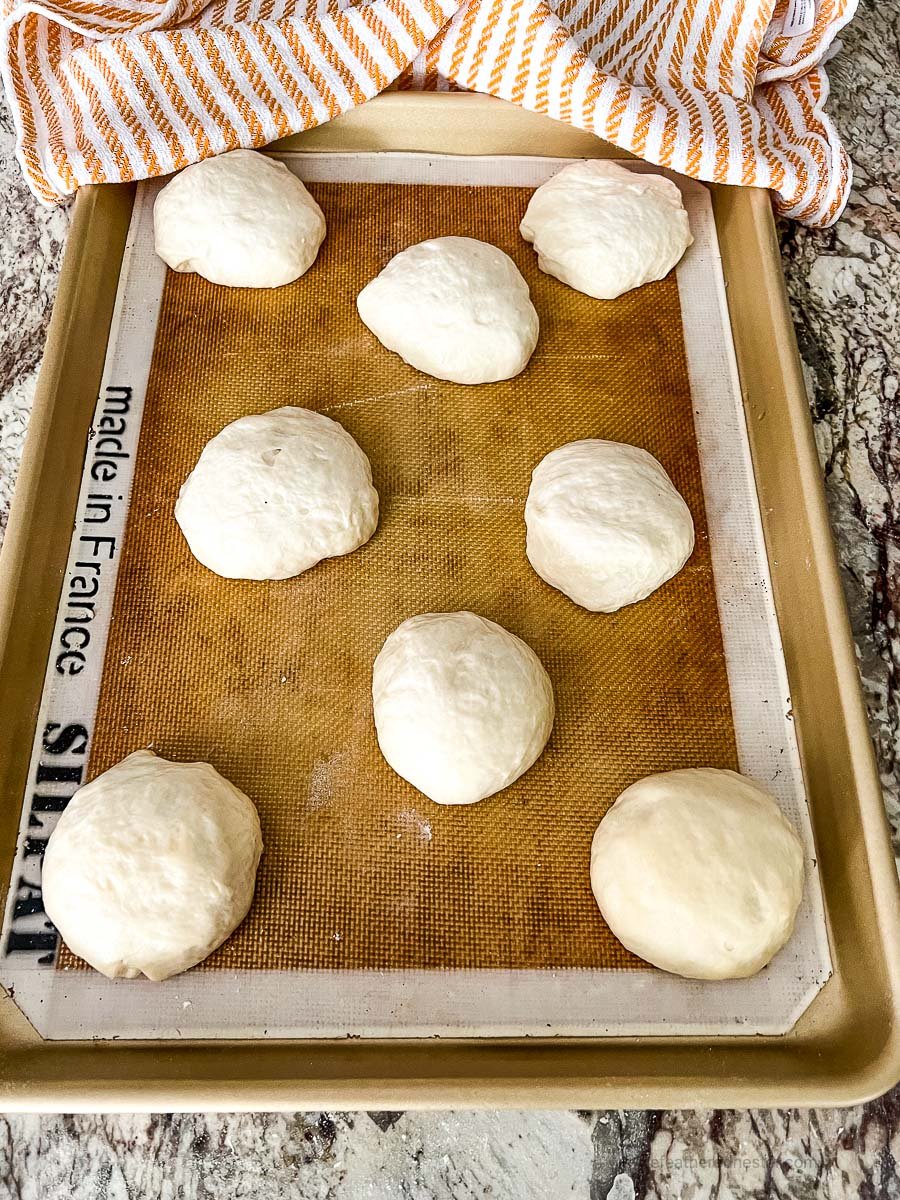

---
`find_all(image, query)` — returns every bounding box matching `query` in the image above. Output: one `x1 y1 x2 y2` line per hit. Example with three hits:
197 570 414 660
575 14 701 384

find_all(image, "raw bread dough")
372 611 554 805
520 160 692 299
525 439 694 612
41 750 263 982
590 768 805 979
356 237 539 384
154 149 326 288
175 406 379 580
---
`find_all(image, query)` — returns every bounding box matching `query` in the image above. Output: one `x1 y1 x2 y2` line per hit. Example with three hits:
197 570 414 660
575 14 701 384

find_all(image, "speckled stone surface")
1 1103 900 1198
778 0 900 852
1 1 899 1195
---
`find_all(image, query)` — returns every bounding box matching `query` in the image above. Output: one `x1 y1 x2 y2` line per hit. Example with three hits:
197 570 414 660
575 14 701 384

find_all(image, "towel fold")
0 0 855 223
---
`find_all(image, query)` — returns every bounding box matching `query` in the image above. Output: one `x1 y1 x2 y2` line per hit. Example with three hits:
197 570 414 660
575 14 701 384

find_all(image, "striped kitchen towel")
1 0 856 223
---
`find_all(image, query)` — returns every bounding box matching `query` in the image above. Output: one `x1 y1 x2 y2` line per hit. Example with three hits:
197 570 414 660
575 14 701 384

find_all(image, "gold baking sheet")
65 181 736 973
1 94 897 1108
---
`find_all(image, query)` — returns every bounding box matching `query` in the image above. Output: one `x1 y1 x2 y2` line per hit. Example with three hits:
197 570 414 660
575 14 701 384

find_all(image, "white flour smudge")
397 808 433 843
307 751 349 811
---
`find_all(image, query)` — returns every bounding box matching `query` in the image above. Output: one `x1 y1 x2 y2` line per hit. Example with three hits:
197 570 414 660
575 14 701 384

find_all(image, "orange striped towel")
1 0 855 223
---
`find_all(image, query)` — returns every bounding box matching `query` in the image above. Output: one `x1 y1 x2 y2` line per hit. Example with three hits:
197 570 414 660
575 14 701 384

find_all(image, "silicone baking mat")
0 153 831 1039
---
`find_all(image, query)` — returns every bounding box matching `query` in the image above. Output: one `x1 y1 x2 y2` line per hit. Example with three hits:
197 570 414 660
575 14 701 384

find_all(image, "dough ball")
520 160 692 300
525 439 694 612
154 149 325 288
42 750 263 982
357 236 539 385
176 406 379 580
590 768 805 979
372 611 554 805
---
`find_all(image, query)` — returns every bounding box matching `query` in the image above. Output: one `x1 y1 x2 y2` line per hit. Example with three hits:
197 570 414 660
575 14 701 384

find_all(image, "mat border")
2 156 829 1041
0 93 898 1109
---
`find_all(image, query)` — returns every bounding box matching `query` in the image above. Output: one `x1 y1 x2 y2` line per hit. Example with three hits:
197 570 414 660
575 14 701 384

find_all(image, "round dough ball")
42 750 263 982
356 237 539 385
175 406 379 580
590 768 805 979
372 611 554 806
525 439 694 612
154 149 325 288
520 160 692 300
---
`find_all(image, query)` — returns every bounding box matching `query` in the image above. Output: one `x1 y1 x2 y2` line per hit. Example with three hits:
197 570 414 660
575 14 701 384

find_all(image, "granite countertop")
1 0 899 1194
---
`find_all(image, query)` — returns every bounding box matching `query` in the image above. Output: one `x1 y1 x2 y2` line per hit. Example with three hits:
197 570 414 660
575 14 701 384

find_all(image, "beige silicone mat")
65 181 736 974
1 150 831 1039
